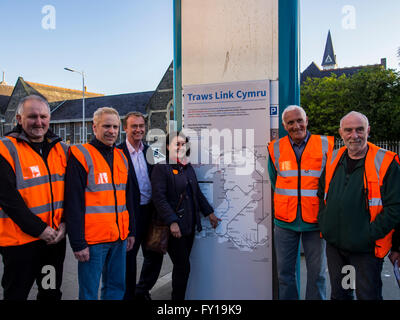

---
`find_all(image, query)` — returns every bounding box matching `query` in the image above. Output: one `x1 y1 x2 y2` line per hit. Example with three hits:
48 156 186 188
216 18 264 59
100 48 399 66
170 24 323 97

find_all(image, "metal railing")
335 140 400 154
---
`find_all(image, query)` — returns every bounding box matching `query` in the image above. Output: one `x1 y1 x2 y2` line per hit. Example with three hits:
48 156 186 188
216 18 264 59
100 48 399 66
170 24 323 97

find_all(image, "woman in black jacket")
151 132 220 300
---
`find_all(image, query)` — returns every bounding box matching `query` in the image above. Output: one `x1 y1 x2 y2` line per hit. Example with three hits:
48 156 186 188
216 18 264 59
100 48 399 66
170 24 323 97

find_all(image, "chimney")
0 71 7 85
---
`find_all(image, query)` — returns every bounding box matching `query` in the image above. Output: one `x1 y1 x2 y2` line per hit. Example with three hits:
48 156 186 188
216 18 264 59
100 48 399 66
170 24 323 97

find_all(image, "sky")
0 0 399 96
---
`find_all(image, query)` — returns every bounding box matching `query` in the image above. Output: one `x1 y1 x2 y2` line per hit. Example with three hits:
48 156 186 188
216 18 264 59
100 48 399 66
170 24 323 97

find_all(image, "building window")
74 123 81 144
58 124 66 141
166 99 174 134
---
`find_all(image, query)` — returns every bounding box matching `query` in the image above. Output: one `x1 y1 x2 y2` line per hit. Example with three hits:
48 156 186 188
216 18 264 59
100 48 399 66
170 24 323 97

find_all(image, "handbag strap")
176 190 186 212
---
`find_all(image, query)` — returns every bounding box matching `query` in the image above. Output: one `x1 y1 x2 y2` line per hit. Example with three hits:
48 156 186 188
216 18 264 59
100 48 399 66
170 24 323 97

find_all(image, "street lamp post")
64 67 86 144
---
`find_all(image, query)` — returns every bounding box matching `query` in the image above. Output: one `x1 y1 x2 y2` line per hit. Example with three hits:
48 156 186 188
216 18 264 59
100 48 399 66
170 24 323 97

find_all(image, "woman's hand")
208 213 221 229
170 222 182 238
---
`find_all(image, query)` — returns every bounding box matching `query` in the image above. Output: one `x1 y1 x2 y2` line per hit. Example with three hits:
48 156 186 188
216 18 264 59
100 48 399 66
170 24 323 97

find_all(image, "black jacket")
64 138 135 252
0 125 63 240
151 161 214 236
117 141 155 234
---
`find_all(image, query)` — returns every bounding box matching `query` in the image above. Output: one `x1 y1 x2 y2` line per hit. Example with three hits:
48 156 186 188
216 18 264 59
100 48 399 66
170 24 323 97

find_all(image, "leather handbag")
145 222 170 254
145 191 186 254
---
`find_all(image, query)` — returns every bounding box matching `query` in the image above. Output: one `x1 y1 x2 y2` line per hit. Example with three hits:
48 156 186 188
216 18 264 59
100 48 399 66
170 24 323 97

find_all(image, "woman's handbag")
145 192 186 254
145 222 170 254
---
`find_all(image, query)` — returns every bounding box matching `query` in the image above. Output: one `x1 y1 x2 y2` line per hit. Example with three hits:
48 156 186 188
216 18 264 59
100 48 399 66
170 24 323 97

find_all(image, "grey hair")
16 95 50 117
340 111 369 129
93 107 120 125
282 105 307 125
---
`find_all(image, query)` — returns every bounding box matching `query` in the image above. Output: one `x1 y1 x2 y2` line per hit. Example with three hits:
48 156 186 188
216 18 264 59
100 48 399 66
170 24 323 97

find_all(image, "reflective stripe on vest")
0 137 67 246
324 142 397 258
71 144 129 245
268 134 334 223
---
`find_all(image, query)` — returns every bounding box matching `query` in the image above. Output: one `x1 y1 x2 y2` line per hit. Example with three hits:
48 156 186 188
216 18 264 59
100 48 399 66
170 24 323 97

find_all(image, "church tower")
321 30 337 70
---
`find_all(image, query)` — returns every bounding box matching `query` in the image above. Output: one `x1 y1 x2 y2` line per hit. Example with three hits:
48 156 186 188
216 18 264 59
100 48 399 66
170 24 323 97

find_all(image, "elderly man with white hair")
318 111 400 300
268 105 334 300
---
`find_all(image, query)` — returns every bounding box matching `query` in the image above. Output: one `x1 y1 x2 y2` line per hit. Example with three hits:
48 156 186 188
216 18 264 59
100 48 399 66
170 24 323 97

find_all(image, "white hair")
340 111 369 129
282 105 307 125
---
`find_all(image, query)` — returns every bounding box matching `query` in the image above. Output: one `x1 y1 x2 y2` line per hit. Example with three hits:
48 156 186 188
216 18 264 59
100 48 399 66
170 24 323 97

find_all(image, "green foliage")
301 67 400 141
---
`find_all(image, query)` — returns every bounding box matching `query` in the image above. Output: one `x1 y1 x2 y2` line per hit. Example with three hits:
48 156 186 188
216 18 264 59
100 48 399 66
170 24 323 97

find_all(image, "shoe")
135 292 152 301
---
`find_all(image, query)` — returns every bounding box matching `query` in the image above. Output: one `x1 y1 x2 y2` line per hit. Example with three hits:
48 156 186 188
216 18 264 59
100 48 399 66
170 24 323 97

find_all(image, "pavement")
0 238 399 300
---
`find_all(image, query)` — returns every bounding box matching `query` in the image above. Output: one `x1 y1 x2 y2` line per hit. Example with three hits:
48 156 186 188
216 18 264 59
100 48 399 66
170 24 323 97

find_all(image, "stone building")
49 91 153 144
0 76 103 135
145 62 174 141
0 62 174 145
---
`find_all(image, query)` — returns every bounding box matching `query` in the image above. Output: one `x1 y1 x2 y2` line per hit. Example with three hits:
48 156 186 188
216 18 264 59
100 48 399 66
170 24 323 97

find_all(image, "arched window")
166 99 174 134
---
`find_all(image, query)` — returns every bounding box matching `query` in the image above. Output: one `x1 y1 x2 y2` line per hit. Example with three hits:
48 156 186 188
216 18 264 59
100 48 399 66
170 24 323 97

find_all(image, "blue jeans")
326 243 383 300
274 225 327 300
78 240 127 300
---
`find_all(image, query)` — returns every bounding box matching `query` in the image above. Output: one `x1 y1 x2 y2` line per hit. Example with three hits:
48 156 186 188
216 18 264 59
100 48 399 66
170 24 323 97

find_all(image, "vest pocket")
302 197 319 223
274 197 291 222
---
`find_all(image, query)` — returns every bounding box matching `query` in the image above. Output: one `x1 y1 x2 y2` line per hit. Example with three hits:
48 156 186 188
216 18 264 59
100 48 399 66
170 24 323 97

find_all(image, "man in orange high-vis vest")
268 105 334 300
65 107 135 300
0 95 68 300
318 111 400 300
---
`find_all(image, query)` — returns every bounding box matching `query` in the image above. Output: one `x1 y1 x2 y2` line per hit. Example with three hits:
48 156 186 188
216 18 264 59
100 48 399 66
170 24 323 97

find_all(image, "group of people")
0 94 218 300
268 105 400 300
0 94 399 301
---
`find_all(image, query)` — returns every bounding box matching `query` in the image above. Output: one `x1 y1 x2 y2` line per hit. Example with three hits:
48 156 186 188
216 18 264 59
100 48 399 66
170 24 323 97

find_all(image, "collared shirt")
268 131 318 232
288 131 311 161
126 139 152 205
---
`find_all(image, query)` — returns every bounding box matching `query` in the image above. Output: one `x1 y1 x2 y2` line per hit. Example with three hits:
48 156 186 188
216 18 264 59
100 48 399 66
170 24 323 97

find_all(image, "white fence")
334 140 400 154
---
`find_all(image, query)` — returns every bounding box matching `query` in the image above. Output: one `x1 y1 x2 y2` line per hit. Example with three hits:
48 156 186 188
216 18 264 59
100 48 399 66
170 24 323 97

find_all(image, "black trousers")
168 232 195 301
124 204 164 300
0 238 66 300
326 243 383 300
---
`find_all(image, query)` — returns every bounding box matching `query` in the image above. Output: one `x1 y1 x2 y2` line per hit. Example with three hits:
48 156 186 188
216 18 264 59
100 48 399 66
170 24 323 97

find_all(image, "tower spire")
321 30 337 70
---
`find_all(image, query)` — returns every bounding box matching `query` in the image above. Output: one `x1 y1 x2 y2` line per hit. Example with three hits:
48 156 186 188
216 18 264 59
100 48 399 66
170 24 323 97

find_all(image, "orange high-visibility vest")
268 135 334 223
70 144 130 245
324 142 398 258
0 136 68 246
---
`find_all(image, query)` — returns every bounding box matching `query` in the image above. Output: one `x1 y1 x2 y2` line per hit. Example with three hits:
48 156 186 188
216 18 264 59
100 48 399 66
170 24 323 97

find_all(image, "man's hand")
47 222 66 245
126 236 135 251
39 226 58 243
208 213 221 229
170 222 182 239
74 247 90 262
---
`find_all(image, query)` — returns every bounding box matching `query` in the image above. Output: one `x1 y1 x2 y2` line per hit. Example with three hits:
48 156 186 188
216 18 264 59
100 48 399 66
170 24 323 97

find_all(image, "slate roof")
25 81 103 102
301 61 384 83
50 91 154 122
0 95 10 114
0 84 13 96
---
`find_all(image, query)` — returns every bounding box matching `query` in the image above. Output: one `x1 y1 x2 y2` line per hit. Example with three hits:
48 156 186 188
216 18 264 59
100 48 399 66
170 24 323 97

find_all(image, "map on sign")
184 80 273 300
194 146 270 252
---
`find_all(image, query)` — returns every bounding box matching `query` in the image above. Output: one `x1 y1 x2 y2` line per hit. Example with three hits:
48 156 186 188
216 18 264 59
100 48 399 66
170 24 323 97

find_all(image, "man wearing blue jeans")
267 105 333 300
65 107 135 299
